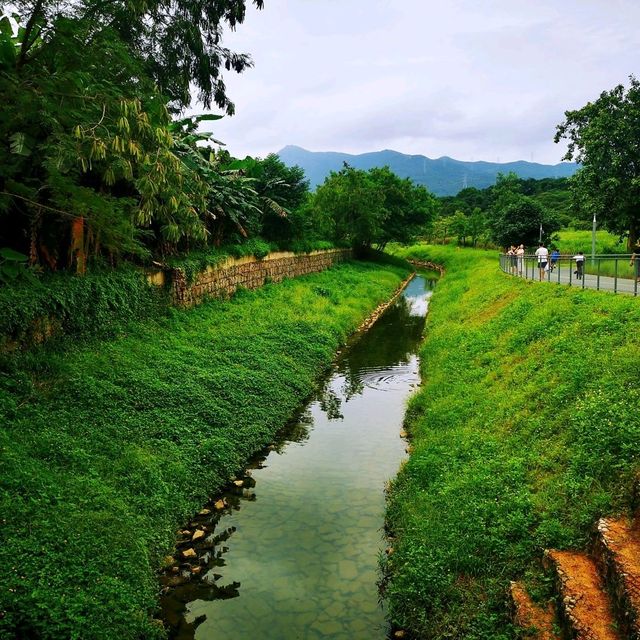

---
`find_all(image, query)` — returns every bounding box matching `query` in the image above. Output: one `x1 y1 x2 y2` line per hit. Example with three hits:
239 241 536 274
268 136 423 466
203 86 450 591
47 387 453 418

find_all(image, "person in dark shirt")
573 251 585 279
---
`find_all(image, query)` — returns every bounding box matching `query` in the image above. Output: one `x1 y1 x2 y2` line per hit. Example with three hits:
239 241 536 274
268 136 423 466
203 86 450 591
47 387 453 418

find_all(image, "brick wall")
163 249 352 307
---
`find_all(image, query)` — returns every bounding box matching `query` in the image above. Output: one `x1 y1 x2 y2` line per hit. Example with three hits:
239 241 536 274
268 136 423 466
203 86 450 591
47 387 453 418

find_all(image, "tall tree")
221 153 309 243
555 77 640 249
12 0 265 110
313 164 386 249
488 196 558 248
367 167 436 250
486 173 559 247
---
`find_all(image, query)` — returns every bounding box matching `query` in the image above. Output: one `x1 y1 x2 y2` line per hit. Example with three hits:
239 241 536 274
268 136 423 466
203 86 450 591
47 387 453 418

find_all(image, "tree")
221 154 309 243
488 195 558 248
313 165 386 249
467 208 487 247
0 8 268 270
555 76 640 249
11 0 265 111
0 16 225 268
367 167 436 250
310 165 435 250
450 210 469 246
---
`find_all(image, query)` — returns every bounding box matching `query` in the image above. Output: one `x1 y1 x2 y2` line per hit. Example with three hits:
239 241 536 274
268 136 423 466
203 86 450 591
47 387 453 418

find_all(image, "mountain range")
276 145 579 197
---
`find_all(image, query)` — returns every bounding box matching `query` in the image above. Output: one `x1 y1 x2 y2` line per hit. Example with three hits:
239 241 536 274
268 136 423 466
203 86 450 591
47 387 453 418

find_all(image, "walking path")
501 257 639 296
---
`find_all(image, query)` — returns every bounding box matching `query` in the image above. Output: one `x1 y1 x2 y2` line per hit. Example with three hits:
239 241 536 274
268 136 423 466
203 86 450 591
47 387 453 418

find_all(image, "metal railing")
499 253 639 296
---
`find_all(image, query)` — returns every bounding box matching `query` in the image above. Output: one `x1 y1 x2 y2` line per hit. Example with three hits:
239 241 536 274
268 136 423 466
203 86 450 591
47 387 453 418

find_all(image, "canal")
161 275 434 639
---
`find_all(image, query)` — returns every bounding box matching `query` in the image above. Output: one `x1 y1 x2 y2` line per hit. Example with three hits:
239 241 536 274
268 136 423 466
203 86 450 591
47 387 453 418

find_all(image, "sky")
190 0 640 165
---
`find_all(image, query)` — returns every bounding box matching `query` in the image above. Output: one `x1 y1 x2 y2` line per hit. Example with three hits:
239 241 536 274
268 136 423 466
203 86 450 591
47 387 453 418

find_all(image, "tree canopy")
555 76 640 248
0 4 310 273
11 0 265 110
310 164 436 250
486 173 560 248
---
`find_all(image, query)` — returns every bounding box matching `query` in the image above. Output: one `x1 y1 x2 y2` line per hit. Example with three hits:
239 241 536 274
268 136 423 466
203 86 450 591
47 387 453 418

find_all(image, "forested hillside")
277 145 578 195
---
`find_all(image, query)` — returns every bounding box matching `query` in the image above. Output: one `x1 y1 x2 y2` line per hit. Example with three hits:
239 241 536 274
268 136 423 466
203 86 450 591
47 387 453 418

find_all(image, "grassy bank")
0 261 407 640
383 244 640 639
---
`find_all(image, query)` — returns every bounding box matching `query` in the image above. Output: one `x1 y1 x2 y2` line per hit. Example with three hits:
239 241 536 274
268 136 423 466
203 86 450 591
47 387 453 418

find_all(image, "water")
161 276 434 640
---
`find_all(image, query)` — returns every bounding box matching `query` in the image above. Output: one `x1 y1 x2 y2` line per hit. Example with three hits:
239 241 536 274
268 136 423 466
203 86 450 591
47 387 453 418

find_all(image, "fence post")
569 260 573 287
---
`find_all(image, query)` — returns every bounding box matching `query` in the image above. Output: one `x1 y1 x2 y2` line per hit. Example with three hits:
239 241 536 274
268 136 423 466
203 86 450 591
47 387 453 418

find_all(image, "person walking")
550 248 560 272
535 243 549 281
516 244 525 276
506 246 517 274
573 251 585 279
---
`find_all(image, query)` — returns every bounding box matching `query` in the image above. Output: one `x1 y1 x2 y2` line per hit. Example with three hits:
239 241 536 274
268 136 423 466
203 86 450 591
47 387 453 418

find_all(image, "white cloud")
199 0 640 164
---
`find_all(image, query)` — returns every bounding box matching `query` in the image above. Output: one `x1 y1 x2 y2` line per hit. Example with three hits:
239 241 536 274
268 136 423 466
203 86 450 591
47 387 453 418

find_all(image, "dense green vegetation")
0 260 407 639
306 164 437 251
556 76 640 249
1 2 285 272
383 244 640 639
433 174 570 248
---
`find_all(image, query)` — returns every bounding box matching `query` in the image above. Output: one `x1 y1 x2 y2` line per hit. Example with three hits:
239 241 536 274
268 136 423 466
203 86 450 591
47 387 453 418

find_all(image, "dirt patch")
510 581 559 640
545 549 621 640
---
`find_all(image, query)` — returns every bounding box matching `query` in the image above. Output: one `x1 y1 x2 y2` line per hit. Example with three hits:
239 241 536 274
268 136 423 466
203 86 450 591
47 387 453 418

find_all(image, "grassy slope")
384 244 640 639
553 229 627 254
0 261 406 640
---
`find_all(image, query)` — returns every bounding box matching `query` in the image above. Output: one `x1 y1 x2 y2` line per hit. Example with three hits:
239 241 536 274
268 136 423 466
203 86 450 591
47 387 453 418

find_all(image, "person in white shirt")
516 244 525 276
535 243 549 281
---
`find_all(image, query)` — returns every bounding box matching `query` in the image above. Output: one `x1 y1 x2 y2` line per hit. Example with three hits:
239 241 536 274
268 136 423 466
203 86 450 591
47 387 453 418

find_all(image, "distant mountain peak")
276 146 578 196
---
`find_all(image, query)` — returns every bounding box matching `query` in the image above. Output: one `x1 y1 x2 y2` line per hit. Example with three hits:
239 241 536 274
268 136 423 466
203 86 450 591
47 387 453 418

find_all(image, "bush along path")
0 260 408 640
382 244 640 640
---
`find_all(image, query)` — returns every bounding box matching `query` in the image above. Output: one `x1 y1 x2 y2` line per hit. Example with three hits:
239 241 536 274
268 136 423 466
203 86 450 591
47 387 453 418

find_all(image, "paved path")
504 261 639 296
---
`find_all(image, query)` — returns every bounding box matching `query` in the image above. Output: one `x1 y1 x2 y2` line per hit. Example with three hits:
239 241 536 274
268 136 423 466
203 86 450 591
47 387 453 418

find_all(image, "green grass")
0 260 407 640
553 229 627 254
551 229 633 278
383 244 640 639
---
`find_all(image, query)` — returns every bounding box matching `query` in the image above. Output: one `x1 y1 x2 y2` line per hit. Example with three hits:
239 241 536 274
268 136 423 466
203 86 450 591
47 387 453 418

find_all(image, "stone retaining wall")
160 249 352 307
407 259 445 276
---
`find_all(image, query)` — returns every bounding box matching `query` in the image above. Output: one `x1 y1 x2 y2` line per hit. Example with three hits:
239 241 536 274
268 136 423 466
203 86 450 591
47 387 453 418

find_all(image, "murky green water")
161 276 433 639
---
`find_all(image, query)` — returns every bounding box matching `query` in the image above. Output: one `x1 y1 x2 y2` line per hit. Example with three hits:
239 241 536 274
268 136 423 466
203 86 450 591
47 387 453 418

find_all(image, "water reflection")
160 276 434 640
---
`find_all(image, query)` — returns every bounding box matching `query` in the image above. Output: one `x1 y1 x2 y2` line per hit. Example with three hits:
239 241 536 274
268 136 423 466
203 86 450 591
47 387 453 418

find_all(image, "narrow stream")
161 276 434 639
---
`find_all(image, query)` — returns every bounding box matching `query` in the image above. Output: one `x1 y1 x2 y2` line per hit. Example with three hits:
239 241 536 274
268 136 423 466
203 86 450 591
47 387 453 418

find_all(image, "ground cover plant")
383 244 640 639
0 260 407 640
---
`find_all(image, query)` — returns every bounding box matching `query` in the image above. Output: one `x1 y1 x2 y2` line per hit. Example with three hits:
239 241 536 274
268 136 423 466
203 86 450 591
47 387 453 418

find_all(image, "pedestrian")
535 243 549 280
630 241 640 283
516 244 525 276
573 251 585 279
510 246 518 274
550 248 560 272
506 246 515 274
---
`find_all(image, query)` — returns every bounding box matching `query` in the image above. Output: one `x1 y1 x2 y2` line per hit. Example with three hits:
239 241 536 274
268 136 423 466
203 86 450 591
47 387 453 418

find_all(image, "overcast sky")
194 0 640 165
